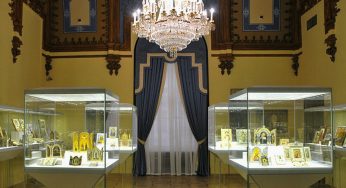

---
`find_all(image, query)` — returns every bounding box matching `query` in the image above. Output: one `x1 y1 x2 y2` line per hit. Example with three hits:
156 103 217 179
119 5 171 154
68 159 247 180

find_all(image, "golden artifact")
303 147 311 162
12 119 21 131
46 145 51 157
0 126 3 138
72 132 79 152
335 126 346 146
279 139 289 146
96 133 105 144
250 147 261 161
120 130 130 147
109 126 117 138
236 129 247 144
254 126 273 145
290 147 305 162
89 132 94 149
312 131 321 143
19 119 24 130
270 129 277 145
38 119 47 138
318 128 326 142
69 156 82 166
260 155 269 166
87 147 104 161
221 128 232 148
46 144 62 158
50 130 55 140
79 132 90 151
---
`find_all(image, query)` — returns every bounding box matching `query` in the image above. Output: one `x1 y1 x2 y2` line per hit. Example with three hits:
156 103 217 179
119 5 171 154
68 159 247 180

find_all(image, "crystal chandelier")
132 0 215 58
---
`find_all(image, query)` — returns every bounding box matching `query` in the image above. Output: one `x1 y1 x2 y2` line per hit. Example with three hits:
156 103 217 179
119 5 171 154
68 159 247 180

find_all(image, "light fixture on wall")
132 0 215 58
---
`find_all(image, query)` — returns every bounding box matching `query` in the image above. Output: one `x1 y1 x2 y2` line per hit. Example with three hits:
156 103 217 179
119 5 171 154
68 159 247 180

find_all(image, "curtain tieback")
138 138 146 145
197 137 206 145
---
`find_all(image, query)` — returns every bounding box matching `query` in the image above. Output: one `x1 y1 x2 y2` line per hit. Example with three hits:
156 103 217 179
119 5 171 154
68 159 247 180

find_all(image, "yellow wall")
0 2 43 187
300 1 346 105
42 56 133 104
0 2 44 107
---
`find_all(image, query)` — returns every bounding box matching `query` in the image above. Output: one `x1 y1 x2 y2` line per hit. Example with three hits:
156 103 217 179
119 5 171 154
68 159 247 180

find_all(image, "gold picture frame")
12 119 21 131
279 138 289 146
250 147 261 161
335 126 346 146
318 128 326 142
290 147 305 162
96 133 105 145
79 132 90 151
304 147 311 162
38 119 47 138
46 144 62 158
260 155 269 166
312 131 321 143
0 127 3 138
109 126 117 138
236 129 247 144
254 126 272 145
19 119 24 130
221 128 232 148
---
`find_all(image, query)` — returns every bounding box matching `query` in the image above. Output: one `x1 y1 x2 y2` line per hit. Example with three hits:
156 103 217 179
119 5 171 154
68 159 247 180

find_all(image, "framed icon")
109 126 117 138
290 147 305 162
12 119 21 131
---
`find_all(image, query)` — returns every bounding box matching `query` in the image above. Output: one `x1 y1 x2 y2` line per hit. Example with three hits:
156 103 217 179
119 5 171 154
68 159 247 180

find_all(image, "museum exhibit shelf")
0 105 26 161
24 88 121 188
211 87 333 188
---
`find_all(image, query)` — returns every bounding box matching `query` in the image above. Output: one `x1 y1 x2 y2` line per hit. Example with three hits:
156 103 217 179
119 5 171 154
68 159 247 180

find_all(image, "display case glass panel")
228 87 333 174
85 103 137 154
333 105 346 150
24 88 120 173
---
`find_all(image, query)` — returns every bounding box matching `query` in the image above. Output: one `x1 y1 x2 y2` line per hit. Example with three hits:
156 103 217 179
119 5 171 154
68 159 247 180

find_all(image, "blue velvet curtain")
133 57 165 176
177 56 209 176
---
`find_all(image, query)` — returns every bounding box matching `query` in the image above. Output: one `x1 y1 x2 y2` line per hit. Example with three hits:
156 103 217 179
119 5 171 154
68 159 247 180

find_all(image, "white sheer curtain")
145 63 198 175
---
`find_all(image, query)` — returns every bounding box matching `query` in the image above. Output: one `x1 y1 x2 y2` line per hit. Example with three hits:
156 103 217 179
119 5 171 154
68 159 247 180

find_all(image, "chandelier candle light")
132 0 215 58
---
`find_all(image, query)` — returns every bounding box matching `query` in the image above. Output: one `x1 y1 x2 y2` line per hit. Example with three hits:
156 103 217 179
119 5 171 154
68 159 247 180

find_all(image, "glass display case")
212 87 333 188
24 88 120 188
333 104 346 188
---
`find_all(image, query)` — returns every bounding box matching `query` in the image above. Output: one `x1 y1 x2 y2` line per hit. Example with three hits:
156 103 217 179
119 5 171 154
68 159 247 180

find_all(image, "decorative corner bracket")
217 53 234 75
23 0 45 17
44 55 53 81
291 53 302 76
106 54 121 76
325 34 337 62
8 0 23 35
11 36 23 63
324 0 340 34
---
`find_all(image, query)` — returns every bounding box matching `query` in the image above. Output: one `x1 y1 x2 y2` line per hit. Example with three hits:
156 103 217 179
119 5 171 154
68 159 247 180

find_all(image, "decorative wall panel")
243 0 280 31
44 0 108 51
63 0 97 33
210 0 301 50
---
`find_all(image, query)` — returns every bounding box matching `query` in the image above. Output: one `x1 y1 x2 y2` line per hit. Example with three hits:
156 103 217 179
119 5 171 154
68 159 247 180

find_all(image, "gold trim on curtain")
135 53 207 94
